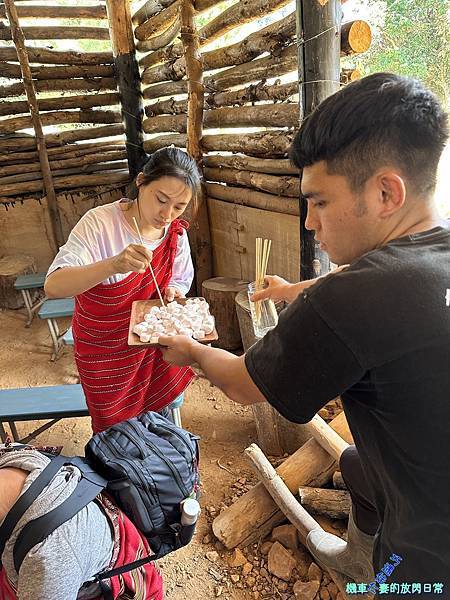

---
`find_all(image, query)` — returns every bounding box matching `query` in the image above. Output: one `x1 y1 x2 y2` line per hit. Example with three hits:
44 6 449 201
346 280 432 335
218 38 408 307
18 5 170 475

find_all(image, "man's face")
301 161 381 265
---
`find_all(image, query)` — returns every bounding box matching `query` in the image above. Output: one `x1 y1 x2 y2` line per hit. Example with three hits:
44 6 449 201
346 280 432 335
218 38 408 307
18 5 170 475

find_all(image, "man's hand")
111 244 153 274
159 334 199 366
251 275 292 303
164 286 183 303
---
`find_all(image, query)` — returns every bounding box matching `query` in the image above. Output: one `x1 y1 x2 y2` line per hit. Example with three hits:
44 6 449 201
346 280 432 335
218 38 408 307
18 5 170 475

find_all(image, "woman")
45 148 199 432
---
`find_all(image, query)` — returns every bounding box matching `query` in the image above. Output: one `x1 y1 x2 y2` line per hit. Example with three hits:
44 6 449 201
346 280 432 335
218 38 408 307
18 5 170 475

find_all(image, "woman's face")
137 175 192 230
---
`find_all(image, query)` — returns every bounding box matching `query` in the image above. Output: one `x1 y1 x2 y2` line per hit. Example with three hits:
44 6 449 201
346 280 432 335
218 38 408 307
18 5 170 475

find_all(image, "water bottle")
180 498 201 526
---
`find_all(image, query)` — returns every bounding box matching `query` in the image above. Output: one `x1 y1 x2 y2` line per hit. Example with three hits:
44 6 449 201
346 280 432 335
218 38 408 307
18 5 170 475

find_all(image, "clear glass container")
248 281 278 338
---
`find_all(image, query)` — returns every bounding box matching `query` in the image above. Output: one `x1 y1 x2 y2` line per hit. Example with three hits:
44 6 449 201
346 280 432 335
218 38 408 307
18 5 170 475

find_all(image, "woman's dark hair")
291 73 449 197
130 147 201 215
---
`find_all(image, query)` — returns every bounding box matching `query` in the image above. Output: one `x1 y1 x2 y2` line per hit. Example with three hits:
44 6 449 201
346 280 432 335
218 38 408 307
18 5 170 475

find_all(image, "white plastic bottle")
180 498 201 526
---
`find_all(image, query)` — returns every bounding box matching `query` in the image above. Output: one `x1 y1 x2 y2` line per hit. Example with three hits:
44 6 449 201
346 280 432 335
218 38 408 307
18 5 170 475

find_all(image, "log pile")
0 3 129 203
136 0 372 222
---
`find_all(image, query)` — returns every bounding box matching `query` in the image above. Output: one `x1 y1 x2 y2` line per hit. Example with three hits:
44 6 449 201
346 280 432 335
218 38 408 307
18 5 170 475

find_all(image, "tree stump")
202 277 248 350
0 254 37 309
235 290 313 455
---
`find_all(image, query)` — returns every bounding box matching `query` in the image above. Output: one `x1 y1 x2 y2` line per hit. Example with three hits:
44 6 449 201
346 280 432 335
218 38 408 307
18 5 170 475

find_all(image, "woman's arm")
45 244 153 298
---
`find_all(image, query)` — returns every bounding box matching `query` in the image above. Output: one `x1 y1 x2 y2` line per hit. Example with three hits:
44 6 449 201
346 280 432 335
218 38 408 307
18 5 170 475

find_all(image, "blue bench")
14 272 47 327
62 325 74 346
38 298 75 360
0 384 88 444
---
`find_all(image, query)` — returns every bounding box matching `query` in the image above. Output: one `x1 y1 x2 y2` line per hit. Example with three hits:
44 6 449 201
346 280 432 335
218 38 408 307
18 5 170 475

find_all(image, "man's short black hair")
291 73 449 197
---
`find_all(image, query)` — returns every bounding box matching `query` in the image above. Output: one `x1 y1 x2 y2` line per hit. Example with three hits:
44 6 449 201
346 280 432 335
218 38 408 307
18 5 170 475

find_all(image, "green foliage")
356 0 450 105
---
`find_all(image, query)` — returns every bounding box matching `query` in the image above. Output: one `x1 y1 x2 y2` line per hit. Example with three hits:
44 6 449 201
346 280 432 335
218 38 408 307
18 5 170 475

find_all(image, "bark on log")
340 68 361 85
140 10 295 74
132 0 177 25
0 161 128 185
0 5 107 19
333 471 347 490
0 254 36 310
181 0 212 293
143 103 299 134
212 411 353 549
201 277 248 350
1 110 122 134
0 47 113 65
207 183 299 216
143 79 187 100
0 93 119 118
0 26 110 40
298 486 351 520
0 62 114 80
204 155 299 175
0 142 125 165
340 20 371 56
0 150 127 177
0 171 130 198
0 124 125 151
134 0 181 40
1 77 117 98
144 130 293 157
3 0 62 248
205 167 300 198
136 17 180 52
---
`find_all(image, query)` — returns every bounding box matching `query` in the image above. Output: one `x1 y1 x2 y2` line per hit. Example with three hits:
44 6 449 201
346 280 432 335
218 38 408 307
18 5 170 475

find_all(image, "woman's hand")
111 244 153 274
164 286 183 303
251 275 292 303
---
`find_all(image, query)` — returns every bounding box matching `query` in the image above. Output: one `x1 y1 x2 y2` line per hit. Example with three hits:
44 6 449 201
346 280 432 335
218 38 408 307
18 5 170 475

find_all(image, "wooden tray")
128 298 218 346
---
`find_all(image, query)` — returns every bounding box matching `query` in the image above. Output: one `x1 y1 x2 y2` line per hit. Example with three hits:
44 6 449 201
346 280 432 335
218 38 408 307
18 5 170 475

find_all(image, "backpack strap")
13 461 107 573
0 455 66 564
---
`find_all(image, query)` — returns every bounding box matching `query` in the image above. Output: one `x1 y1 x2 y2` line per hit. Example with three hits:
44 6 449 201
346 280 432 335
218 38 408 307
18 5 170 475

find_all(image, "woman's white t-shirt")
47 200 194 294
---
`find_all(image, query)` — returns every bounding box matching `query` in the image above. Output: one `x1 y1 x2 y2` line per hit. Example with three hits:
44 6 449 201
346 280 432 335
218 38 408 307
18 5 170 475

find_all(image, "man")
159 73 450 594
0 446 163 600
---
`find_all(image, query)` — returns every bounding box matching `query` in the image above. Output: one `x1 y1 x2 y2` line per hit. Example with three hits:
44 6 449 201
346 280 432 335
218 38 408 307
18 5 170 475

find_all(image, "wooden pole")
105 0 146 178
4 0 63 250
296 0 341 279
181 0 212 292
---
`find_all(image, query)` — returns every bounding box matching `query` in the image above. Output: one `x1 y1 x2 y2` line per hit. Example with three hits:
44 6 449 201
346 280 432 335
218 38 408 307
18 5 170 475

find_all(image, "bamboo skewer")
254 237 272 323
132 216 166 307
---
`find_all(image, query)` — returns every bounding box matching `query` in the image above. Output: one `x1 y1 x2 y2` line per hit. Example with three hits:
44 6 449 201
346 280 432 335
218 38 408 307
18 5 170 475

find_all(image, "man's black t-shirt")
245 225 450 588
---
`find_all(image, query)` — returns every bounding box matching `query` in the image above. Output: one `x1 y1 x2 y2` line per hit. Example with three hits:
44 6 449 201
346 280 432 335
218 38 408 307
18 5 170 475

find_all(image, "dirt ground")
0 307 263 600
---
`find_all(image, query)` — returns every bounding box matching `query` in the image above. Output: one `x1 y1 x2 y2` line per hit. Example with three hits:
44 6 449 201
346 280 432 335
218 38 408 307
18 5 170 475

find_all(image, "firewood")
340 68 361 85
0 63 114 80
207 183 299 216
298 486 351 520
0 47 113 65
333 471 347 490
341 20 372 56
0 93 120 118
204 167 300 197
0 26 110 41
0 77 117 98
212 411 352 549
143 103 298 134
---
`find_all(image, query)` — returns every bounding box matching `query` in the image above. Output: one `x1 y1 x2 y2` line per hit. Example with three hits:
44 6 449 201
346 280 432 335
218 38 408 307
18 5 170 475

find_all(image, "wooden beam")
181 0 212 292
0 77 117 98
134 0 181 40
132 0 177 25
0 26 111 40
0 93 120 118
296 0 341 280
0 125 125 151
0 143 125 166
0 150 127 176
0 62 114 80
207 183 299 216
1 110 122 134
3 0 63 248
0 5 107 19
136 17 180 52
0 47 113 65
106 0 145 177
204 155 299 175
204 167 300 197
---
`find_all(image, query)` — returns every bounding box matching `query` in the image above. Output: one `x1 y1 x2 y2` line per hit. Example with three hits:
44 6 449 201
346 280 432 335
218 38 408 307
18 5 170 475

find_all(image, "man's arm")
160 337 266 405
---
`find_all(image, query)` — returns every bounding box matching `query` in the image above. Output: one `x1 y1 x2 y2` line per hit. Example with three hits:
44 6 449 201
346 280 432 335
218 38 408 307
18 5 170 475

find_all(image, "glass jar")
247 281 278 338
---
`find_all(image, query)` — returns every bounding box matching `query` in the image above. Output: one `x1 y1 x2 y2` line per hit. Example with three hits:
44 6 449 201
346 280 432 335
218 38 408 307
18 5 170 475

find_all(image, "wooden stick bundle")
132 217 165 307
254 237 272 321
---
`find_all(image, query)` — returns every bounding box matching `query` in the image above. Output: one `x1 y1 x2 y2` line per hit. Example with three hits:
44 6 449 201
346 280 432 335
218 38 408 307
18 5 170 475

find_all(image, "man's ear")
376 171 407 218
135 172 145 188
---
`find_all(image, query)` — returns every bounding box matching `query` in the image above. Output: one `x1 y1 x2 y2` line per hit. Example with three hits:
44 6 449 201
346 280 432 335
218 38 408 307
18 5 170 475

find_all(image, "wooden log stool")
201 277 248 350
0 254 37 310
